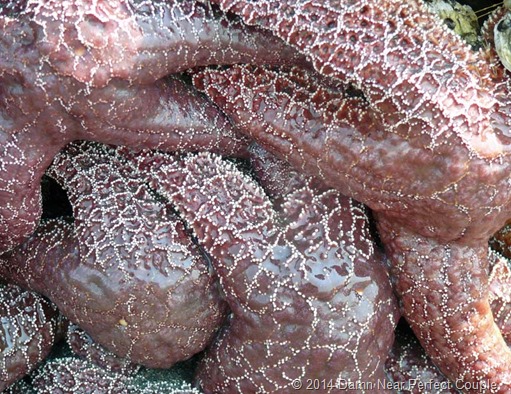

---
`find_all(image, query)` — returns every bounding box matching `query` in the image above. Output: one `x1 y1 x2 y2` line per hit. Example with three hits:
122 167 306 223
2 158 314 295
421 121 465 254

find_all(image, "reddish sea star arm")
66 322 139 375
378 218 511 393
193 63 511 392
205 0 503 159
0 0 308 252
0 74 247 253
1 141 228 369
193 64 511 242
0 283 61 391
44 142 227 368
138 151 398 393
27 0 304 88
74 76 250 156
0 132 69 261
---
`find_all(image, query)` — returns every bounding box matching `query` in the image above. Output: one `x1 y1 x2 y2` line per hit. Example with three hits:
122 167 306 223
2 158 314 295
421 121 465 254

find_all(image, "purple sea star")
31 357 130 394
190 1 511 384
1 141 228 369
0 283 62 391
4 0 511 392
30 353 203 394
0 0 304 253
134 148 399 393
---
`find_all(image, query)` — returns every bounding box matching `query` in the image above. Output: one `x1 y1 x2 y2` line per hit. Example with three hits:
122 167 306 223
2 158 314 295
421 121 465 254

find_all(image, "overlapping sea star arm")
74 76 250 156
0 70 250 252
193 63 511 392
193 64 511 242
138 150 398 393
0 283 62 391
0 141 228 369
0 0 306 253
377 218 511 393
205 0 503 159
23 0 304 87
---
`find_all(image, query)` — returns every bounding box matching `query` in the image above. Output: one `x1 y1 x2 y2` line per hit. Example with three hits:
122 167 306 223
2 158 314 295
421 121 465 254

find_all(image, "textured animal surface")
0 283 61 391
134 149 398 393
4 0 511 392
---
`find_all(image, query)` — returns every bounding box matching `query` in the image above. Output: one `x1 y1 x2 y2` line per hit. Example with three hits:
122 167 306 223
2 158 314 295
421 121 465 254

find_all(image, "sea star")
31 357 130 394
0 141 228 369
0 282 62 391
66 322 140 375
30 354 203 394
0 0 304 253
4 0 511 392
134 148 399 393
385 321 459 394
191 0 511 388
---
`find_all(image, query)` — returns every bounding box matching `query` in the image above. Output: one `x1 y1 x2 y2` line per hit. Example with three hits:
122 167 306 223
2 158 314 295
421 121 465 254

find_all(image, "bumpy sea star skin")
1 141 228 369
0 75 244 255
135 150 399 393
0 283 61 391
385 321 459 394
192 46 511 391
30 352 203 394
247 143 309 203
488 249 511 343
18 0 304 88
127 365 203 394
0 0 306 253
66 323 140 375
31 357 130 394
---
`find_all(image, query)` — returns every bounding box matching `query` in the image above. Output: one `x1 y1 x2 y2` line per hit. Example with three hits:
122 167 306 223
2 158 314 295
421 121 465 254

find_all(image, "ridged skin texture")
0 0 305 252
385 322 459 394
30 354 203 394
0 283 60 391
134 150 399 393
31 357 130 394
0 141 228 368
191 12 511 386
66 322 140 375
4 0 511 392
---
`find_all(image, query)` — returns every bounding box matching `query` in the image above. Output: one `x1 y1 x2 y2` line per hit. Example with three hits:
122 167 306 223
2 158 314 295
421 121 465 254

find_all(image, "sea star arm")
66 322 139 375
0 0 307 253
0 74 251 254
45 141 227 368
73 76 250 156
137 150 398 393
378 219 511 392
0 283 62 391
22 0 304 88
193 63 511 391
193 64 501 241
0 141 228 369
205 0 503 158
